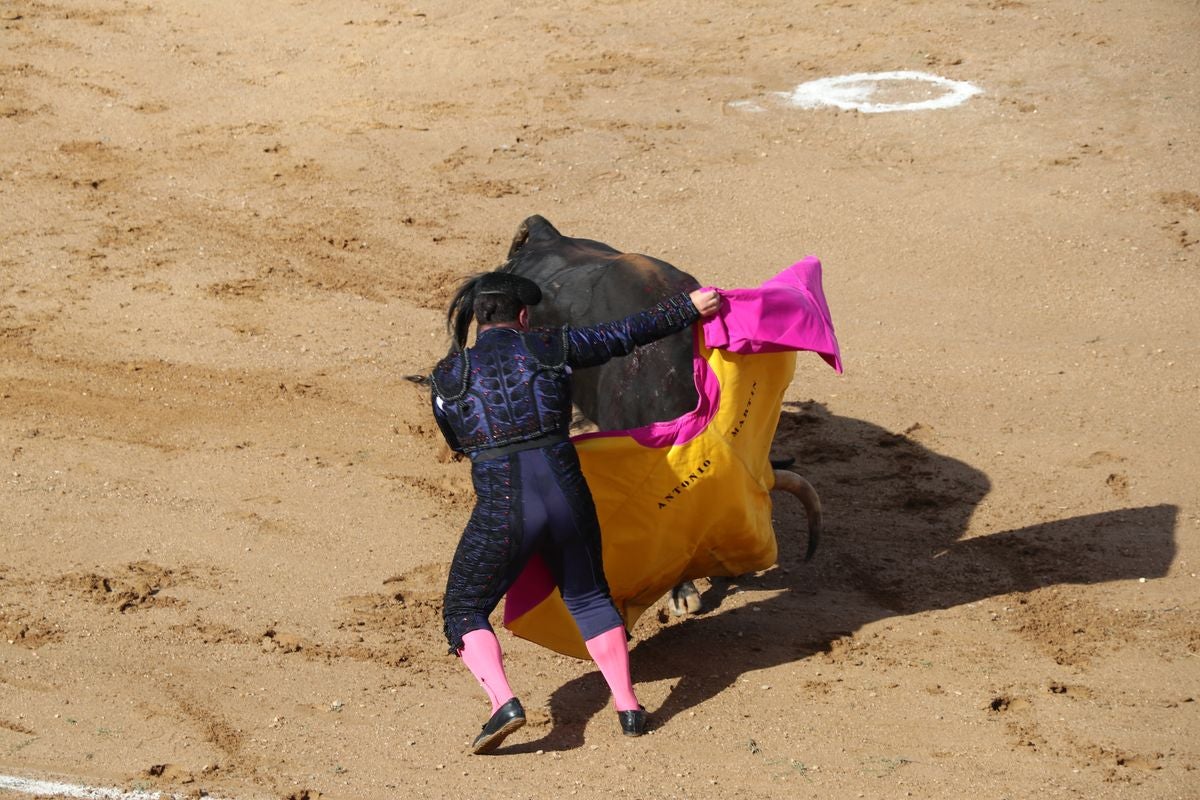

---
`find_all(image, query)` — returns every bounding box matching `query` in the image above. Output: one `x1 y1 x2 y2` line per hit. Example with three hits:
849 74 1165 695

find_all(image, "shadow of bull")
505 400 1177 752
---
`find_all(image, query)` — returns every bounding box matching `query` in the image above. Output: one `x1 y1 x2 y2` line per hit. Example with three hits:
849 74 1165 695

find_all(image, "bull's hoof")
668 581 702 616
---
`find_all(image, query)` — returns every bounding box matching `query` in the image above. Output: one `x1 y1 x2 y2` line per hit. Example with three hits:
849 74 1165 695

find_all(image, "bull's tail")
507 215 562 260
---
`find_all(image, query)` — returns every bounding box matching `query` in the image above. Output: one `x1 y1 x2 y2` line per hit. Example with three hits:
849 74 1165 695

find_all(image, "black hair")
474 292 524 326
445 270 543 349
446 272 486 350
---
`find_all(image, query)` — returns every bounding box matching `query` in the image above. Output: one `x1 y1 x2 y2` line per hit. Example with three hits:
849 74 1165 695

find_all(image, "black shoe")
617 705 647 737
471 698 526 755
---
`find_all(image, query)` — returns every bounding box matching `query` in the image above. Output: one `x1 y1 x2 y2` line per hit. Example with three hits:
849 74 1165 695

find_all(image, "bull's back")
505 217 699 430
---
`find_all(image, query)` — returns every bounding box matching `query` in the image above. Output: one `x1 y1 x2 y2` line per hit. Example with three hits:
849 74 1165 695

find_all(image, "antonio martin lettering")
729 380 758 439
657 459 713 510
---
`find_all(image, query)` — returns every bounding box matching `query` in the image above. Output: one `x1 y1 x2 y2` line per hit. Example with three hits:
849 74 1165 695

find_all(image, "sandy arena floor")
1 1 1198 798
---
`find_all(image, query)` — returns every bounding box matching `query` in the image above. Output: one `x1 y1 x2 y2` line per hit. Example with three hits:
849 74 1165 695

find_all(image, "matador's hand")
689 288 721 319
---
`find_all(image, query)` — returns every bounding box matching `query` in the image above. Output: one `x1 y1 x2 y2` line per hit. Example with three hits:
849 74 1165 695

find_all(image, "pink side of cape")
574 256 841 450
503 257 842 626
701 256 843 370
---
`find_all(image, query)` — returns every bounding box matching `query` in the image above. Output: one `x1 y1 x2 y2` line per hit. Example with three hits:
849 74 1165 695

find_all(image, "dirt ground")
2 1 1198 798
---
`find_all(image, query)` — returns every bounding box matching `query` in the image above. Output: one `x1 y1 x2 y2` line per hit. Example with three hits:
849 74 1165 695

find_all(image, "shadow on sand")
503 401 1177 753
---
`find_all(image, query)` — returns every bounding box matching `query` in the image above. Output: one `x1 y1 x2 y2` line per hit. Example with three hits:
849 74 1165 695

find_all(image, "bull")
496 215 822 615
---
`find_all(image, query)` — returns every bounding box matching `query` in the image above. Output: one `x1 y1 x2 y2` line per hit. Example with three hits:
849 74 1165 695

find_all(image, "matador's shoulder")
431 350 468 401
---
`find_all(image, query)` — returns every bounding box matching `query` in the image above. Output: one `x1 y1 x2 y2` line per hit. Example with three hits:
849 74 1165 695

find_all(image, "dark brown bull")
498 216 822 614
500 215 700 429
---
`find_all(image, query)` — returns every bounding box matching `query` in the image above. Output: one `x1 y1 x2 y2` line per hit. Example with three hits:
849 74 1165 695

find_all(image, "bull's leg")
668 469 822 617
668 580 702 616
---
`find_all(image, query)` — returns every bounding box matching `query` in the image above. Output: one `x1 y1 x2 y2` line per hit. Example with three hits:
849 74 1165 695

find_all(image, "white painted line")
777 70 982 113
0 772 232 800
726 99 767 113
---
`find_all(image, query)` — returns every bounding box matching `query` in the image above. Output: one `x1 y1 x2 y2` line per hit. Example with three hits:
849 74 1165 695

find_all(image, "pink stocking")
459 629 516 713
585 625 640 712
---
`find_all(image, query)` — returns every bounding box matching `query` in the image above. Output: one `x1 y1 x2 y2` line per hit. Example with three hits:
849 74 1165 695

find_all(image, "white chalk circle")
779 70 982 113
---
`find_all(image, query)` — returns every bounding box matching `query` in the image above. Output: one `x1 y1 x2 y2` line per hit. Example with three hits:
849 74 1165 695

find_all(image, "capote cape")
503 257 842 659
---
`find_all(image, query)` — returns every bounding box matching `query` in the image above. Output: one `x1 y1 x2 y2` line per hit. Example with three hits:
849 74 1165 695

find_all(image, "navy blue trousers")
442 442 624 653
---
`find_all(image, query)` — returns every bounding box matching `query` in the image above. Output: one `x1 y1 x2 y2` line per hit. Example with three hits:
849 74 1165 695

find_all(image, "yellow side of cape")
503 337 797 659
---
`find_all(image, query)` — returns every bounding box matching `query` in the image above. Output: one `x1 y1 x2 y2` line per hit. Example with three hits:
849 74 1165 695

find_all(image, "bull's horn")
507 215 561 259
772 469 822 561
506 218 532 259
